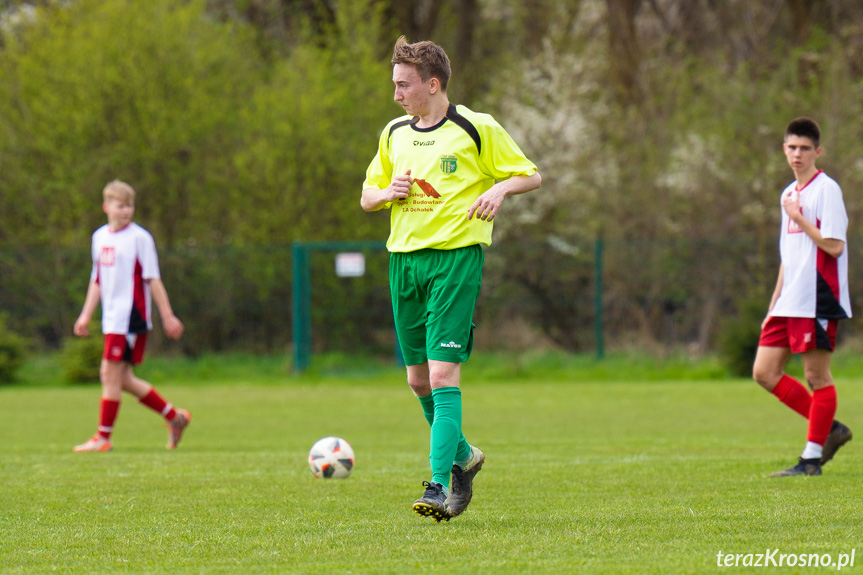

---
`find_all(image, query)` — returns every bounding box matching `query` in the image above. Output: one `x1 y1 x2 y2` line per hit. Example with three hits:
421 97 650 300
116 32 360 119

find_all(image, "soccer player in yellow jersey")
362 36 541 521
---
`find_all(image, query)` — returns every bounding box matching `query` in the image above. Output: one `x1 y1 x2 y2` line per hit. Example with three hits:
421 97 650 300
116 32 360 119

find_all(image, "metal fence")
3 237 862 365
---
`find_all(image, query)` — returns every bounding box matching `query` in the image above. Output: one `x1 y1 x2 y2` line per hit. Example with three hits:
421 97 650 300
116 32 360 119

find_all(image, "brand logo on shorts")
440 341 462 349
100 247 115 266
440 155 457 174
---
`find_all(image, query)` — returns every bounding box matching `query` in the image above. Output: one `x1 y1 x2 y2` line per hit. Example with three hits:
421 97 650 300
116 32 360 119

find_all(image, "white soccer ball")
308 436 355 479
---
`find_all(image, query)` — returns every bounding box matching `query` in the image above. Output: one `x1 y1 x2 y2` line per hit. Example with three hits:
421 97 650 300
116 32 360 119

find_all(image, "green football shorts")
389 245 484 365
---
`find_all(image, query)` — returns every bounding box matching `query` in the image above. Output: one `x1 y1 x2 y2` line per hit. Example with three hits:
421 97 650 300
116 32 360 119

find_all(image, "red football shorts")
103 333 148 365
759 316 837 353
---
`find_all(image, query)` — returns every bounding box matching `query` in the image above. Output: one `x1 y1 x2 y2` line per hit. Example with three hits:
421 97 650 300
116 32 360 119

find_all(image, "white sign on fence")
335 252 365 277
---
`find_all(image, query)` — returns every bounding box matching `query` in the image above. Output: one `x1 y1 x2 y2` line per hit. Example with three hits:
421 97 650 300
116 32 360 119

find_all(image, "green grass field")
2 355 862 574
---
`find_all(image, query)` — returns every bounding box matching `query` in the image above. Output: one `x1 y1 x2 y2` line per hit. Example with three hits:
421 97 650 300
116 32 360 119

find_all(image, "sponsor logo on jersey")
414 140 435 146
100 247 115 266
440 154 457 174
787 207 804 234
440 341 462 349
414 178 441 198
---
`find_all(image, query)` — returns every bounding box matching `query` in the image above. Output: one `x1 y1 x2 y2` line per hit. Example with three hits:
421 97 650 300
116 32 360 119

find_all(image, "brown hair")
103 180 136 204
391 35 451 92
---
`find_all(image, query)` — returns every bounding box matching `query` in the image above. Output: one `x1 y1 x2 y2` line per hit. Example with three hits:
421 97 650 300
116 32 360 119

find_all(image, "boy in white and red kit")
752 118 852 476
73 180 190 452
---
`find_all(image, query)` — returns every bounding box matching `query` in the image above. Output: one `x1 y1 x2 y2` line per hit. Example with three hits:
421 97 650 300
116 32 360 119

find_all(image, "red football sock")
771 374 812 418
139 388 177 420
98 398 121 439
807 386 837 446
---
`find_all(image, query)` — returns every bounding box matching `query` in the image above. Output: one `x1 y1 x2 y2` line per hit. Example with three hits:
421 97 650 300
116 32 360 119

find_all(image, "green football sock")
429 387 463 488
418 394 471 464
418 394 435 426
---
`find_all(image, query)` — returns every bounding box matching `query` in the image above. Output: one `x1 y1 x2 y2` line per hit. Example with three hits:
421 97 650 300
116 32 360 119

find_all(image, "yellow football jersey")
363 104 537 252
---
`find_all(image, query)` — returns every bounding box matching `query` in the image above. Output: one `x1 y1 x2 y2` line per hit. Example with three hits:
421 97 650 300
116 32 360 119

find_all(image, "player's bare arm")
782 193 845 258
147 278 184 340
361 170 413 212
763 264 784 329
467 172 542 222
74 281 101 337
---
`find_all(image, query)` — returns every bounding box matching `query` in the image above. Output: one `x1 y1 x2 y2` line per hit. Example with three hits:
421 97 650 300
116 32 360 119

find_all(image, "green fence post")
292 242 312 372
594 238 605 360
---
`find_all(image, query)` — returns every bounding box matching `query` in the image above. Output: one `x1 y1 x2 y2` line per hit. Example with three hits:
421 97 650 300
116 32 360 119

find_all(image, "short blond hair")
103 180 135 204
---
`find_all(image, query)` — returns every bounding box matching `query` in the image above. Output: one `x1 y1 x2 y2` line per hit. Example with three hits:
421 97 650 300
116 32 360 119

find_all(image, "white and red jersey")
771 171 851 319
90 222 161 334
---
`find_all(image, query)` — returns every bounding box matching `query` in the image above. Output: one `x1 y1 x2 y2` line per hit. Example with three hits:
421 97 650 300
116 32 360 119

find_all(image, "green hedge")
59 324 103 383
0 314 28 383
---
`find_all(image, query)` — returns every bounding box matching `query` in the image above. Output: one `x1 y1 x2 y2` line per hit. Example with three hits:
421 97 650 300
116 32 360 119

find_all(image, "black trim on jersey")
129 305 148 334
410 115 448 132
388 104 482 154
388 116 419 147
444 103 481 154
814 319 834 351
816 273 849 319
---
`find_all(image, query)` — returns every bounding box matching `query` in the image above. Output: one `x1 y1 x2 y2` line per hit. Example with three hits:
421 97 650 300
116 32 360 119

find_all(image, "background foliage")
0 313 27 383
3 0 863 361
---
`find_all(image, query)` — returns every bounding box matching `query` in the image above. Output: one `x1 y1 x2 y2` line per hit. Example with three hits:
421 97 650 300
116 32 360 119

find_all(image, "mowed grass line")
1 378 862 574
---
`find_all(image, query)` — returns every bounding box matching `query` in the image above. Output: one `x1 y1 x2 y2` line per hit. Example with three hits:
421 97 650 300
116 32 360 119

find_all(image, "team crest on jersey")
787 207 804 234
440 155 457 174
100 247 115 266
